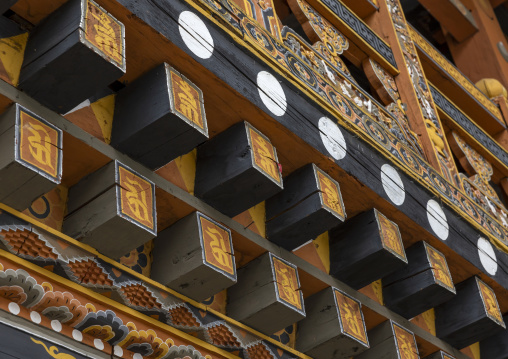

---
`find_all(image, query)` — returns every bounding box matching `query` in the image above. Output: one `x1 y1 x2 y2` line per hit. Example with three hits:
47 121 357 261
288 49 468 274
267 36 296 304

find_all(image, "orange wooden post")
446 0 508 88
369 0 462 189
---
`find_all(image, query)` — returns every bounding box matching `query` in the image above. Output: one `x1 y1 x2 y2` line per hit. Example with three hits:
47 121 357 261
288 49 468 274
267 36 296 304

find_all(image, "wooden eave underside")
3 0 508 358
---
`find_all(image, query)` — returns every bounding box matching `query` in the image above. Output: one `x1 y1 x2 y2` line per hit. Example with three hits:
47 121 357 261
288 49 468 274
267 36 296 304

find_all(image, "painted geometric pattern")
0 210 299 359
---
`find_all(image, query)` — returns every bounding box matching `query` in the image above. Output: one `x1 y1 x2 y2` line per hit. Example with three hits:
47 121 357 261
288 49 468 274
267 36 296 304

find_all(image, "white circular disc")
478 237 498 275
427 199 449 240
381 164 405 206
51 320 62 332
8 302 20 315
178 11 214 59
30 311 41 324
72 329 83 342
94 338 105 350
318 117 347 160
133 354 143 359
114 346 124 357
257 71 287 117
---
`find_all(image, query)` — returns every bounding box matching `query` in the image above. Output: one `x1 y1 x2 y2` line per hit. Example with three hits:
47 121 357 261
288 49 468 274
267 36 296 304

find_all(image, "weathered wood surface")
436 276 506 348
355 320 420 359
151 211 236 301
112 63 208 169
63 160 156 259
481 314 508 358
0 104 62 211
266 163 345 250
296 286 369 358
19 0 125 113
383 241 456 319
227 252 305 334
0 1 18 14
0 0 493 355
418 0 477 42
329 209 408 289
195 121 283 217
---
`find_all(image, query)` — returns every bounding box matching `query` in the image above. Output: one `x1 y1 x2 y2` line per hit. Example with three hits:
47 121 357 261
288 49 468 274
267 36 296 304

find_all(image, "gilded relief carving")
334 290 368 345
365 58 425 157
477 279 504 325
393 324 419 359
272 256 303 311
450 132 508 228
425 244 455 291
117 163 156 232
84 0 124 69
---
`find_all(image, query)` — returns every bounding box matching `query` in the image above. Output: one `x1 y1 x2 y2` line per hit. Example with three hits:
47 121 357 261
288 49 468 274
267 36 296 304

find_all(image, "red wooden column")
369 0 462 188
446 0 508 89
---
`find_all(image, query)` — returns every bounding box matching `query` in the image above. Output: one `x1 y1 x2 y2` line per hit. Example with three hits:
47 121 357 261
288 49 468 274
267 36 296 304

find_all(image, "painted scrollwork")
451 132 508 228
387 0 460 187
364 58 425 157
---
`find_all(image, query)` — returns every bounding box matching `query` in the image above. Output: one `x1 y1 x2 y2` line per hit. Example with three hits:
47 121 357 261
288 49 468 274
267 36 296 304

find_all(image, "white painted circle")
381 164 405 206
257 71 287 117
113 346 123 357
72 329 83 342
94 339 105 350
427 199 449 240
30 311 41 324
133 354 143 359
178 11 214 59
318 117 347 160
8 302 20 315
478 237 498 275
51 320 62 332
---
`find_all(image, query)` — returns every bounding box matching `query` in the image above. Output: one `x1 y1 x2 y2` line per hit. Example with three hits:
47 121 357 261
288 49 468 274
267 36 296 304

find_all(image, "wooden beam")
356 320 420 359
0 0 18 13
195 121 283 217
329 209 408 290
418 0 478 42
266 164 346 250
446 0 508 90
383 241 456 319
19 0 125 113
63 160 157 259
435 276 506 348
480 314 508 358
112 63 208 170
151 211 236 301
339 0 378 19
296 287 369 358
227 253 305 334
0 104 62 211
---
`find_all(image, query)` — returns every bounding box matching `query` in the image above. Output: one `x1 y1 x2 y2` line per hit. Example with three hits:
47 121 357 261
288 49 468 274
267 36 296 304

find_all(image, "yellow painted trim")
313 232 330 274
305 0 399 75
247 201 266 238
0 32 28 86
0 247 237 359
421 308 436 336
90 93 115 144
175 149 197 195
0 203 312 359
